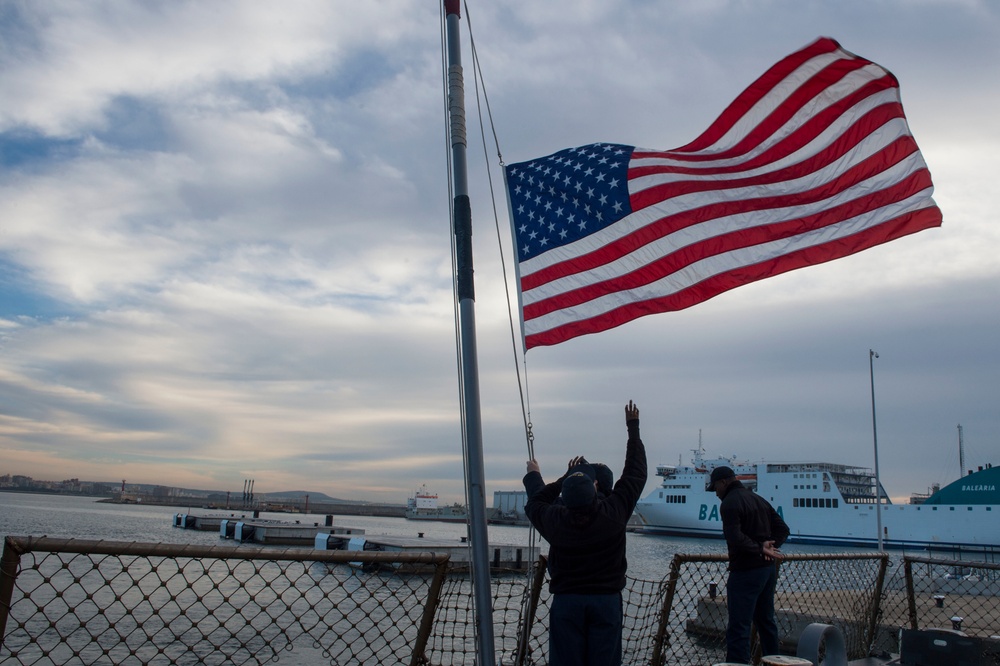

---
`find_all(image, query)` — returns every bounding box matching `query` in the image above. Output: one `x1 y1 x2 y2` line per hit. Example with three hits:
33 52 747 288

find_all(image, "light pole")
869 349 884 551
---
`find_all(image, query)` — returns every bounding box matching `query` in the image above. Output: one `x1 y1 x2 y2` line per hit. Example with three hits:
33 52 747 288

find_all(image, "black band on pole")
454 194 475 301
444 0 461 17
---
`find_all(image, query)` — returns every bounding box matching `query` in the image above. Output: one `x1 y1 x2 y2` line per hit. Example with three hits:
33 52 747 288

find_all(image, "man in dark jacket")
708 465 790 664
522 400 647 666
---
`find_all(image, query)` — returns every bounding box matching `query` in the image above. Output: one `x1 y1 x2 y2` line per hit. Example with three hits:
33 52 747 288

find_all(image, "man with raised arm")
523 400 647 666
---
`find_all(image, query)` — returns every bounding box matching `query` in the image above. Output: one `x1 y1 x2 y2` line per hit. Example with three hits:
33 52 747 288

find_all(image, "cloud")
1 0 998 507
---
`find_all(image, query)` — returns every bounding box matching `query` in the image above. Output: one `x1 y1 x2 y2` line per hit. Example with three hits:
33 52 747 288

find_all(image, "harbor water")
3 491 989 665
0 490 872 578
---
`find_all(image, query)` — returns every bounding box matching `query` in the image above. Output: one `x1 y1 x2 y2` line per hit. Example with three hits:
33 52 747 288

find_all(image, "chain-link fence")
0 537 453 666
512 552 890 665
881 554 1000 663
3 536 999 665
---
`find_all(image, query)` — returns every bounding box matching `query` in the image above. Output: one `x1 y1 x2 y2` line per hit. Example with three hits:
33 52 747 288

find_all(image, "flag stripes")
505 37 942 349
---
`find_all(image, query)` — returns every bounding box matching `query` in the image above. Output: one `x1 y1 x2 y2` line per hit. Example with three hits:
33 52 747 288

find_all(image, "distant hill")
257 490 367 504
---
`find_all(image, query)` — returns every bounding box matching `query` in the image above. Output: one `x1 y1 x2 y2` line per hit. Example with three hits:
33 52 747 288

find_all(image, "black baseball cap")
706 466 735 491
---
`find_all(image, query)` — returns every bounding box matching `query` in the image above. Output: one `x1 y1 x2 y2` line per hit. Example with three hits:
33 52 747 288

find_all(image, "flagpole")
869 349 884 551
443 2 496 664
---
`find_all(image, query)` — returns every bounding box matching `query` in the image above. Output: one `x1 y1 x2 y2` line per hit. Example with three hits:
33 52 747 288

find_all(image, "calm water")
0 491 869 665
0 490 860 579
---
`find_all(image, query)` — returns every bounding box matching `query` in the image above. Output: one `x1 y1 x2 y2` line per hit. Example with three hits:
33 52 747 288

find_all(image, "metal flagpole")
869 349 884 551
443 2 496 664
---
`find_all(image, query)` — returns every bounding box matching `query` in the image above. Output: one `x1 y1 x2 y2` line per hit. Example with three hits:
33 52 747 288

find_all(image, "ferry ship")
634 447 999 550
404 485 469 523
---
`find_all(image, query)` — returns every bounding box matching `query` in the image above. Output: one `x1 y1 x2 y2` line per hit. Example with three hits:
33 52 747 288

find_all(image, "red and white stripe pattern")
506 37 942 349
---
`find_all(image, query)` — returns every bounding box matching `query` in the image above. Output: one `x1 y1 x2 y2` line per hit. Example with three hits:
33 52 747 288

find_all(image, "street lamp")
869 349 883 551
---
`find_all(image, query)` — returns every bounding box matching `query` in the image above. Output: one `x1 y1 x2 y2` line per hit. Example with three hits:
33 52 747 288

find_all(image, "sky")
1 1 998 506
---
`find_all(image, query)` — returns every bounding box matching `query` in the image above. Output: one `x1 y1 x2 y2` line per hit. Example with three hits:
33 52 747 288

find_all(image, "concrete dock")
685 588 1000 652
174 512 365 545
318 533 539 572
173 512 251 531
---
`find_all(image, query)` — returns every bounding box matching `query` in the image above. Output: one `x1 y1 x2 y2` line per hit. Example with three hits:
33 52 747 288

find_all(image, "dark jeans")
549 592 623 666
726 564 779 663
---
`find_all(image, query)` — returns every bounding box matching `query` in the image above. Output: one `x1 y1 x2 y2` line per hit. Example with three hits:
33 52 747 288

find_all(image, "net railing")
0 537 450 666
3 536 999 665
515 552 890 665
881 554 1000 663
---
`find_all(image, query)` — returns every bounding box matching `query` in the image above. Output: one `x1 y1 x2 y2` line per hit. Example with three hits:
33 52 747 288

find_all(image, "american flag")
505 37 942 350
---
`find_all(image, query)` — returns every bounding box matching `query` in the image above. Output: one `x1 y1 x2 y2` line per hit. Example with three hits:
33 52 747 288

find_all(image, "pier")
175 511 365 545
685 589 1000 653
318 533 539 571
173 511 537 567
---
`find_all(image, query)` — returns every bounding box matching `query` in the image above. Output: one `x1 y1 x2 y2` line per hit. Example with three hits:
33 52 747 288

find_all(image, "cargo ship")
634 447 999 550
404 485 469 523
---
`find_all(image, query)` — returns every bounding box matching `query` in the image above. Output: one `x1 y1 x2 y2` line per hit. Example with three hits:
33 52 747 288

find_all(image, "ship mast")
958 423 965 476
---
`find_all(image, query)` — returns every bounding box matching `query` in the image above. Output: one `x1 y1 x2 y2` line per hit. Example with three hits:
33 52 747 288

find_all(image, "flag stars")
506 142 633 260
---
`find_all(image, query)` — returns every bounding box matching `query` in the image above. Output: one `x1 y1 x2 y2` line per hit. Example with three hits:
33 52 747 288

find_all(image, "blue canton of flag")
506 143 633 262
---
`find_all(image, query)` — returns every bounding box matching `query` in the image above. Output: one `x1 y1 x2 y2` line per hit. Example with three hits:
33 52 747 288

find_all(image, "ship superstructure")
635 450 999 550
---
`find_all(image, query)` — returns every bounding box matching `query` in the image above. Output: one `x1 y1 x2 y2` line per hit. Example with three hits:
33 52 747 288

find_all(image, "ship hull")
634 457 999 551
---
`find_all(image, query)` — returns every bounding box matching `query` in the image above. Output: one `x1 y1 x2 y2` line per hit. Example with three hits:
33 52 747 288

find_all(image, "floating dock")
174 512 538 568
174 512 364 546
316 533 539 572
173 512 251 531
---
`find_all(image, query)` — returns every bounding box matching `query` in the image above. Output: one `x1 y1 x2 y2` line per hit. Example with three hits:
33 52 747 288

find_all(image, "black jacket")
719 480 790 571
522 418 647 594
